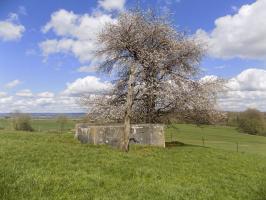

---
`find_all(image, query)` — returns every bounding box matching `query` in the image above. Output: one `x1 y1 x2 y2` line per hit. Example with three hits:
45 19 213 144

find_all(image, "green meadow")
166 124 266 156
0 119 266 199
0 118 77 132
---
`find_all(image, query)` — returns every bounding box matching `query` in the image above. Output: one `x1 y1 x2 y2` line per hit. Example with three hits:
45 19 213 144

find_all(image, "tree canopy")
82 10 224 125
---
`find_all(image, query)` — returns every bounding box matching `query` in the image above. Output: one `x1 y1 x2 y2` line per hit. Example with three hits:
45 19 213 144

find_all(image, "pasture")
166 124 266 156
0 119 266 199
2 118 266 156
0 118 77 132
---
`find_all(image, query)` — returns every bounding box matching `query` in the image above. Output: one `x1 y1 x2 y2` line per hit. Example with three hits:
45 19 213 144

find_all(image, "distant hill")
0 113 86 119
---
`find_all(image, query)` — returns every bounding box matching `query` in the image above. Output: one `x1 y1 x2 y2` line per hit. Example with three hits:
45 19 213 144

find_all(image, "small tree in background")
237 108 265 135
56 115 68 134
226 112 239 127
11 111 34 132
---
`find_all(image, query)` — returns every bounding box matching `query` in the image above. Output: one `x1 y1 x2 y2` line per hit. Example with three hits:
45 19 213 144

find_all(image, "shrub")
12 112 34 132
56 115 68 133
237 109 265 135
226 112 239 126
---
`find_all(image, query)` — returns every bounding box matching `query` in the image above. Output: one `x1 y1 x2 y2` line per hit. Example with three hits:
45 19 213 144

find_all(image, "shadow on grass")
165 141 202 148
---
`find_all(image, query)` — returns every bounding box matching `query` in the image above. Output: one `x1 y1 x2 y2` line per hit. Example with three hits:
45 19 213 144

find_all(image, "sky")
1 0 266 113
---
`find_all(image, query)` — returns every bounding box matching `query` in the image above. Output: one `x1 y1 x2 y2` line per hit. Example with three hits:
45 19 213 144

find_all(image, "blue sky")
1 0 266 112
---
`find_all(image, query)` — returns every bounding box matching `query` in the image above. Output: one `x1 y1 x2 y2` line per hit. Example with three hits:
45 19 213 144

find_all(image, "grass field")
1 118 266 155
0 118 77 132
1 119 266 199
0 130 266 200
165 124 266 156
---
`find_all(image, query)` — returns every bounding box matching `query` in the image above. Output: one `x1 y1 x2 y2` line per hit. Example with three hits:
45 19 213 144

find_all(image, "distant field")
0 130 266 200
1 118 266 156
0 118 77 132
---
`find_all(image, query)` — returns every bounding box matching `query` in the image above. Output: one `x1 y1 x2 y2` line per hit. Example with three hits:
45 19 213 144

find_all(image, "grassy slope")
2 118 266 155
0 118 77 132
166 124 266 156
1 130 266 200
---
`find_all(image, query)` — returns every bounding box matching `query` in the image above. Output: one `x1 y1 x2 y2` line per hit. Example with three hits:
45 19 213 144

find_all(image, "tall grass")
0 130 266 199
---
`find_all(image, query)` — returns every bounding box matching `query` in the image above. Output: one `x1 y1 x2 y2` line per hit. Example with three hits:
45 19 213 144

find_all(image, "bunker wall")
75 124 165 148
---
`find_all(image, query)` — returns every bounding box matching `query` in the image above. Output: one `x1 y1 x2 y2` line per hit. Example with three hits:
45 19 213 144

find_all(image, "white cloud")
0 96 13 104
37 92 55 98
8 13 19 21
4 95 79 113
0 14 25 41
25 48 37 56
196 0 266 60
34 97 56 106
218 68 266 111
0 92 7 98
3 69 266 112
77 65 98 73
63 76 112 96
98 0 126 11
16 89 33 97
40 38 74 56
227 68 266 91
42 9 78 36
5 80 21 89
0 76 112 112
40 9 116 62
18 6 27 16
0 91 81 113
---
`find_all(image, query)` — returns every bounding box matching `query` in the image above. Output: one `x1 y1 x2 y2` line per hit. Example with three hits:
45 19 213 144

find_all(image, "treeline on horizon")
226 109 266 136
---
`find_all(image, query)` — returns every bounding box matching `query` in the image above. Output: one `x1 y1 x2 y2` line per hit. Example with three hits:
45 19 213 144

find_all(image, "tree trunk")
122 64 136 152
143 67 157 124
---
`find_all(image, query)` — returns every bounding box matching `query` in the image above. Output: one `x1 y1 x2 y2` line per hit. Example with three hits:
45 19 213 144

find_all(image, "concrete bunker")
75 124 165 148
